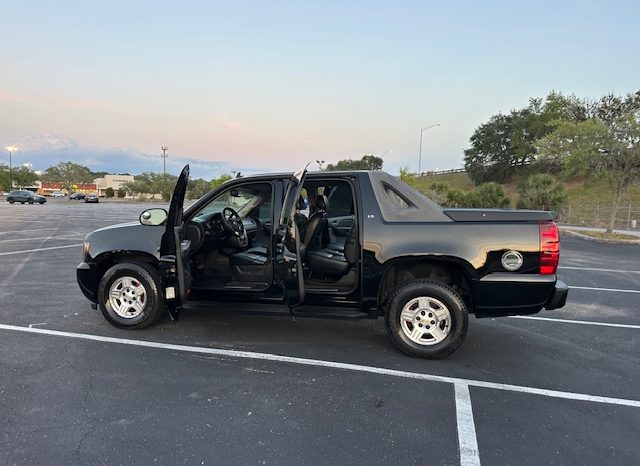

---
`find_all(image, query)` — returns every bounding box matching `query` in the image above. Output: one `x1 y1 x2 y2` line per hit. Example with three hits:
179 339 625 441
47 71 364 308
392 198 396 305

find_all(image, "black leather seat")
303 195 328 248
306 225 357 277
294 196 309 241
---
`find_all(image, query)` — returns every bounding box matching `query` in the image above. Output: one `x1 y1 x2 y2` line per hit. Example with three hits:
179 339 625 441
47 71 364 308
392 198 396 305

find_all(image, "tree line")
463 90 640 232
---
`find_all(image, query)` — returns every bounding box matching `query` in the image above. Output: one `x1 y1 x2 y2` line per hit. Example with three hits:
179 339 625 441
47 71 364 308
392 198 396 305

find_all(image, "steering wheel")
222 207 248 246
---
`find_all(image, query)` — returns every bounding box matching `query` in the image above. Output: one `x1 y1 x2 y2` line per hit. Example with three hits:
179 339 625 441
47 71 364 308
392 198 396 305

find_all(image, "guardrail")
420 168 466 176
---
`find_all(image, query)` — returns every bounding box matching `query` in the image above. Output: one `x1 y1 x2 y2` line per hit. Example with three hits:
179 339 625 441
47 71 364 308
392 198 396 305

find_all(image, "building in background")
40 182 97 196
93 174 134 197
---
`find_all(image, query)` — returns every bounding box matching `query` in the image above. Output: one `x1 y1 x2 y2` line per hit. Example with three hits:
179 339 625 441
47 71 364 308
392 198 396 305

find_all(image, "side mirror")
140 208 168 226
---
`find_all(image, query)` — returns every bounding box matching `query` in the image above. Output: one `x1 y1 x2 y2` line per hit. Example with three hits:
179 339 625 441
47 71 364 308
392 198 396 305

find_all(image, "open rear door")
159 165 191 320
275 166 308 309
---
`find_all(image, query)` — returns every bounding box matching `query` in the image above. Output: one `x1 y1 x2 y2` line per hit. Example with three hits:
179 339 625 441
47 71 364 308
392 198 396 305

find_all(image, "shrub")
117 188 126 198
516 174 566 211
466 183 511 208
105 187 115 198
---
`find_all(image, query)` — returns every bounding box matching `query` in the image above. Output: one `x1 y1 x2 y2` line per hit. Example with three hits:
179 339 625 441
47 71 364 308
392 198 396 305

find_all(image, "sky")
1 0 639 178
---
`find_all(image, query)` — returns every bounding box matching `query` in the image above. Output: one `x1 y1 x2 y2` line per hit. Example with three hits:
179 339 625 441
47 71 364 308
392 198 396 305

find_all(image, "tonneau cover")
443 208 557 222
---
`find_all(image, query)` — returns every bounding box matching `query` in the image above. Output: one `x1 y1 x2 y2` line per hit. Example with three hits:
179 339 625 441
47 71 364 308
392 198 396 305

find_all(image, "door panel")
159 165 190 320
274 167 308 308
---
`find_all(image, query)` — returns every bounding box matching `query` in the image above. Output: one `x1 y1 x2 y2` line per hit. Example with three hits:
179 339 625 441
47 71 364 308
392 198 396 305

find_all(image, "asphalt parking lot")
0 199 639 465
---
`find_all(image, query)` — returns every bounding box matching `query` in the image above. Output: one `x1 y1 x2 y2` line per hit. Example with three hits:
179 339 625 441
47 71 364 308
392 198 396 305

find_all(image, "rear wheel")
8 199 14 204
384 280 468 359
98 262 164 329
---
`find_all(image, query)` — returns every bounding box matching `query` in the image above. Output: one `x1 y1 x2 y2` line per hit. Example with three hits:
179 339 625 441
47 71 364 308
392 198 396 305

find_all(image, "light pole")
161 146 169 175
418 124 440 175
5 145 16 190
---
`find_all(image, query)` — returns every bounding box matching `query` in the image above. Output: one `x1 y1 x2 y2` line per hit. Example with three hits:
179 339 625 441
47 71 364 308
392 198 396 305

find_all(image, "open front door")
159 165 190 320
275 166 308 308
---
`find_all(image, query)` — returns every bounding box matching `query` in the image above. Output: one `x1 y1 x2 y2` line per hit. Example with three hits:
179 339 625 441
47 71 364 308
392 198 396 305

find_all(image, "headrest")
297 196 306 210
316 194 328 211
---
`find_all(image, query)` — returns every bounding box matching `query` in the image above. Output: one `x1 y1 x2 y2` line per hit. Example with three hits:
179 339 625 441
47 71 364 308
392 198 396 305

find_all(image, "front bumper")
545 280 568 310
77 261 98 303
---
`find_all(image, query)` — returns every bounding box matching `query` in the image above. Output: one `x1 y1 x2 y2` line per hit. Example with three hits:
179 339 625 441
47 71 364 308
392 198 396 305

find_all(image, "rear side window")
384 184 414 209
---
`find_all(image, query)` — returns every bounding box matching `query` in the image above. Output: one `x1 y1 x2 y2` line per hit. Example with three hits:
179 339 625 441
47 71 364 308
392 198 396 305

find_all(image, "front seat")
303 194 328 248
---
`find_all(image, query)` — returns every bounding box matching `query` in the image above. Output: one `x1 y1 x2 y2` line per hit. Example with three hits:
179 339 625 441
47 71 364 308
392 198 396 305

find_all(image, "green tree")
516 174 566 211
464 91 588 184
187 178 210 200
537 114 640 232
117 188 126 198
8 166 39 188
0 163 10 191
42 161 94 191
210 173 233 190
326 154 384 171
105 187 115 198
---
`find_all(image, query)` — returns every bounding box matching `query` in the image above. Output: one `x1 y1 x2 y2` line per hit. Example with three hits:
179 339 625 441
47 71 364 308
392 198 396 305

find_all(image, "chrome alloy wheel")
108 276 147 318
400 296 452 345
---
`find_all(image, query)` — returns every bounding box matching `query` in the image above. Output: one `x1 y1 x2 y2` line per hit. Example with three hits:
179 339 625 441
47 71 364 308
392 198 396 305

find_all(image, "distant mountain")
6 133 262 179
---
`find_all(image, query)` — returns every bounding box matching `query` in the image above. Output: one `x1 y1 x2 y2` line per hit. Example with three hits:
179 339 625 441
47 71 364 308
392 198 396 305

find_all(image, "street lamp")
418 124 440 175
5 145 17 190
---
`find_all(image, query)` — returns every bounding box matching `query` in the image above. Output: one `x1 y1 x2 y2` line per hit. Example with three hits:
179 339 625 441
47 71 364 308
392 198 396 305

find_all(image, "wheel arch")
94 250 159 280
377 256 475 314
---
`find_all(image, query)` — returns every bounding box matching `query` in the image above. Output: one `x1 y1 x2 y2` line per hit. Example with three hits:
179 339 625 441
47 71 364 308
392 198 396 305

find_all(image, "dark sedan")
6 190 46 204
84 193 99 203
70 193 86 200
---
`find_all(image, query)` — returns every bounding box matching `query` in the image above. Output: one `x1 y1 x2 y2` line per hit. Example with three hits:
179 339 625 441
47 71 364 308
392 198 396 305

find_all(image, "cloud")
214 116 243 132
5 133 262 179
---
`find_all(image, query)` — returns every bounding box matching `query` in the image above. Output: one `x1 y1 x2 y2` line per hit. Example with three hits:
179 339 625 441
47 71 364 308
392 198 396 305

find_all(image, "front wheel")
384 280 468 359
97 262 165 329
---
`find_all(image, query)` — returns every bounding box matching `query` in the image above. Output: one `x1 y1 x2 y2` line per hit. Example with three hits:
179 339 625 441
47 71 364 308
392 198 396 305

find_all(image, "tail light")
539 222 559 275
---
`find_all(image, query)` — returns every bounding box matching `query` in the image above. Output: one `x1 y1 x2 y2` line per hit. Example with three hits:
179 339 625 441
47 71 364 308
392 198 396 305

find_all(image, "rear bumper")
473 274 568 317
545 280 568 310
77 261 98 303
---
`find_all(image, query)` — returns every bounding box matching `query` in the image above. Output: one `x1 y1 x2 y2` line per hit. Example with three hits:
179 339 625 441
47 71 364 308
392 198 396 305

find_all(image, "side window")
326 183 353 217
256 196 272 221
384 184 414 209
195 183 272 217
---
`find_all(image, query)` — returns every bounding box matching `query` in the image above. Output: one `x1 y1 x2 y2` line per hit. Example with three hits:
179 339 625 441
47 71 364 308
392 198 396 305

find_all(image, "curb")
560 229 640 245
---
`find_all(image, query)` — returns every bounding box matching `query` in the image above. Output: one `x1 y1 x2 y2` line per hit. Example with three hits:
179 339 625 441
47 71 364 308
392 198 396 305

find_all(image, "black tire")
98 262 165 329
8 199 14 204
384 280 468 359
28 198 34 204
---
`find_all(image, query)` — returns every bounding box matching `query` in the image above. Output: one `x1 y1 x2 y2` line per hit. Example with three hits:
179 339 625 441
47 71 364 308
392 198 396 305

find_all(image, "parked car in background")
84 193 99 203
70 193 86 200
51 191 66 198
6 190 47 204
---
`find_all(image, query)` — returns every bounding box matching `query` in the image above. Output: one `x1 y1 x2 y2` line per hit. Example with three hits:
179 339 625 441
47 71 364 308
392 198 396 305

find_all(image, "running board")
182 302 369 320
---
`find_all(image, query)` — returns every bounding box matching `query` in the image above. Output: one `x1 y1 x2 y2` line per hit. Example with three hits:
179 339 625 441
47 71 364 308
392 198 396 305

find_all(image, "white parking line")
455 384 481 466
0 227 57 235
0 244 82 256
560 266 640 274
510 315 640 329
570 285 640 294
0 323 638 409
0 236 84 243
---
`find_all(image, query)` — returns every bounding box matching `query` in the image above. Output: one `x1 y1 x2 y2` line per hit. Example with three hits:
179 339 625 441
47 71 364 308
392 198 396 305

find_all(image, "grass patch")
406 170 640 228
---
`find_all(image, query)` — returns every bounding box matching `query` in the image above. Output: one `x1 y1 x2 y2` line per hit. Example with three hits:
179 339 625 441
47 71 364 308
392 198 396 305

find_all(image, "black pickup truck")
77 165 567 358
